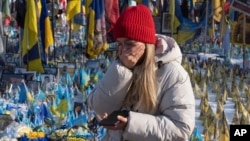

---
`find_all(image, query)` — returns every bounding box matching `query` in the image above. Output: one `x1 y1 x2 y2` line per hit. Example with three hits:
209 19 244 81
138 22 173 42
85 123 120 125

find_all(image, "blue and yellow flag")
66 0 82 31
171 0 210 45
169 0 182 34
169 0 195 44
66 0 81 21
22 0 44 73
40 0 54 55
86 0 108 58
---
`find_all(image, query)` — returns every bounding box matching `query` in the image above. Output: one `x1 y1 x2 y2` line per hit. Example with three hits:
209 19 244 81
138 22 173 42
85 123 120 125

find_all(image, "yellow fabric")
25 59 44 73
153 7 158 16
37 0 42 18
22 0 38 53
50 105 62 117
174 31 195 44
213 0 226 22
66 0 81 21
22 0 44 73
86 7 95 57
169 0 181 34
219 119 229 141
67 137 89 141
26 91 34 103
5 111 10 114
67 0 82 31
93 73 98 83
44 17 54 53
26 132 45 139
71 23 83 32
57 99 69 113
85 0 92 15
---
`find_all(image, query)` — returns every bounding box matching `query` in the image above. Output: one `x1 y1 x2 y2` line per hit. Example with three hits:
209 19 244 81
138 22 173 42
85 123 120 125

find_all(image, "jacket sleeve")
87 60 133 117
123 62 195 141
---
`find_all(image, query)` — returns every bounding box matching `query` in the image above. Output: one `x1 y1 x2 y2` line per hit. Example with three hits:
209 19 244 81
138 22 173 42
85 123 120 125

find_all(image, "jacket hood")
155 34 182 64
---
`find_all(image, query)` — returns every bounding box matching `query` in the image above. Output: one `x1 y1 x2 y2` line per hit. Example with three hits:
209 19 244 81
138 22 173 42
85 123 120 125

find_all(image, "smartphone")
99 110 129 126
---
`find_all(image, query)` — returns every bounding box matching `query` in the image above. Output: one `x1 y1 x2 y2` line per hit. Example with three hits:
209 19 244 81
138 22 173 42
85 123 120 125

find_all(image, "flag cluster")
21 0 54 73
183 54 250 141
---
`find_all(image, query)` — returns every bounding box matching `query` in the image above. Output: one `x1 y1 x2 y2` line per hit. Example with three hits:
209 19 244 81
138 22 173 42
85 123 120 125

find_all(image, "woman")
87 4 195 141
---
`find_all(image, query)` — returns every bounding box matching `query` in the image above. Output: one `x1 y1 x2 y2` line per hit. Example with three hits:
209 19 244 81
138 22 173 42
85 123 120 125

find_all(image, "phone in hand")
99 110 129 126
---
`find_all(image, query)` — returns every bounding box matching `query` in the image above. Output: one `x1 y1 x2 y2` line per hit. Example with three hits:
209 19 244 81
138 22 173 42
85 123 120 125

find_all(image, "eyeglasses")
118 41 144 51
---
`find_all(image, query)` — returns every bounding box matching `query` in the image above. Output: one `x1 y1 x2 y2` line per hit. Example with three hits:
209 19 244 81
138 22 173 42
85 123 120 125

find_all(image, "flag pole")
52 0 55 61
0 0 6 54
19 27 22 67
220 0 225 44
204 0 209 45
68 21 72 46
243 13 246 71
25 1 31 71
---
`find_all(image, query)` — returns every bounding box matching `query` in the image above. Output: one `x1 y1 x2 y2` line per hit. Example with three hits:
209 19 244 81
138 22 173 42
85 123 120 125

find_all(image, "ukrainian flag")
66 0 81 21
86 0 108 58
172 0 210 45
169 0 195 44
169 0 182 34
40 0 54 55
66 0 82 31
175 18 198 44
22 0 44 73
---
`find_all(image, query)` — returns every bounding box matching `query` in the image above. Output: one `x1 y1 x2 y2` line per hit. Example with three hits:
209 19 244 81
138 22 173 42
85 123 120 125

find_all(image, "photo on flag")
161 12 172 34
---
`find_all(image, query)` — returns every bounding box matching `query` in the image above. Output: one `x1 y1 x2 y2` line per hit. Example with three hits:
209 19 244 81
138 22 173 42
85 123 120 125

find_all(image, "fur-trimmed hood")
155 34 182 64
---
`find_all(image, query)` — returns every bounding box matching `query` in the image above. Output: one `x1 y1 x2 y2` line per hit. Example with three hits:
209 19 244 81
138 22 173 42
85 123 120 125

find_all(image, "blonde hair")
124 44 158 113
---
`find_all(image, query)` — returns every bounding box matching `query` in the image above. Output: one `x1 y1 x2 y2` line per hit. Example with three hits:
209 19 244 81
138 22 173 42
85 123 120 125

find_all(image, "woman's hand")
101 113 128 130
118 42 145 69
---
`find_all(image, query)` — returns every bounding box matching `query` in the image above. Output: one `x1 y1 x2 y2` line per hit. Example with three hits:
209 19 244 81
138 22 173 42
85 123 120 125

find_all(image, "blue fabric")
41 103 51 119
36 90 46 101
65 86 73 112
90 0 105 20
19 136 48 141
60 72 73 87
142 0 149 6
19 83 27 103
39 0 50 64
189 127 202 141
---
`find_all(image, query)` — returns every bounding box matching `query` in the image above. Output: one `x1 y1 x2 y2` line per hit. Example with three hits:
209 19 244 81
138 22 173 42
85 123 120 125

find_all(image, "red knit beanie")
113 4 156 44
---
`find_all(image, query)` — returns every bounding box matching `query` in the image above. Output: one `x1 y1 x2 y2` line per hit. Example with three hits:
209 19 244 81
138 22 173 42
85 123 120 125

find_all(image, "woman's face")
117 38 146 69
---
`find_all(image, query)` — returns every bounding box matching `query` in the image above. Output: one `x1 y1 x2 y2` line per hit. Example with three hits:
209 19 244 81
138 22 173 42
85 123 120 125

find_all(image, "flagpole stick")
243 13 246 71
52 0 55 62
212 11 215 45
68 21 72 61
170 0 174 37
0 0 3 54
0 0 7 54
220 0 225 45
68 22 72 46
19 29 22 67
204 0 209 45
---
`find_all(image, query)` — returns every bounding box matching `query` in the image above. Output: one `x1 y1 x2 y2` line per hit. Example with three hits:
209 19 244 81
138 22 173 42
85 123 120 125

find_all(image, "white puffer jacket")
87 35 195 141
